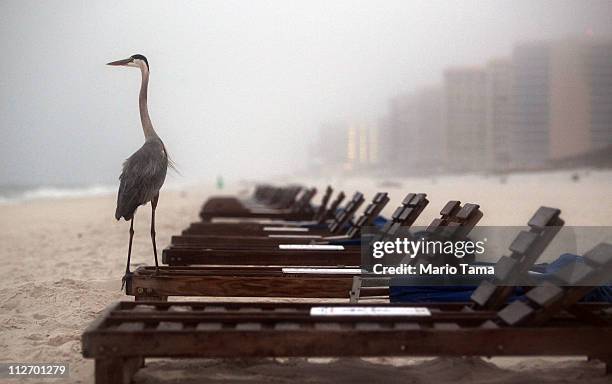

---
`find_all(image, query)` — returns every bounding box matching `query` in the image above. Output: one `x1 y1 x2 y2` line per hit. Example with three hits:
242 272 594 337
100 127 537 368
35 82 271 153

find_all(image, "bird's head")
107 54 149 70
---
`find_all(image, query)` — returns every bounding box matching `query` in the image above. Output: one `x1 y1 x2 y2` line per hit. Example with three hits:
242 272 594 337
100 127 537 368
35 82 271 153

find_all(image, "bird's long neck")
139 64 157 140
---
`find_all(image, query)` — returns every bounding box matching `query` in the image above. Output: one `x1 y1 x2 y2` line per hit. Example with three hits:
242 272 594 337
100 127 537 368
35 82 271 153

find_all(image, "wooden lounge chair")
200 184 301 219
219 184 301 209
82 293 612 384
210 186 342 227
208 185 335 224
352 206 564 303
124 200 481 301
200 185 317 221
183 191 361 237
178 192 372 245
163 193 428 265
161 192 395 264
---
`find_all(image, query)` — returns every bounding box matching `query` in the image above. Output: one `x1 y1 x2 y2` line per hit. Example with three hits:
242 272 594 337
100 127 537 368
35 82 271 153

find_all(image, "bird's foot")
154 266 160 276
121 271 134 292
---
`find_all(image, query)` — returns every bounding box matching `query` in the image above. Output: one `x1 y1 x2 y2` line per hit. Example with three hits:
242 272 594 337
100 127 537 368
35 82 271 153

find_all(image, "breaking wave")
0 184 116 204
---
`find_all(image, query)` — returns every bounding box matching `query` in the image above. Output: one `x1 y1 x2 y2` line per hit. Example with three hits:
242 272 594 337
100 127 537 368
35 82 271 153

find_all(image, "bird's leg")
151 194 160 275
121 217 135 291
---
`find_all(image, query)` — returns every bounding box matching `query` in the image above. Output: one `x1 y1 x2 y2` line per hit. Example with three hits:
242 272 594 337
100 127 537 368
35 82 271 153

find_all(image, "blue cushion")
390 254 612 303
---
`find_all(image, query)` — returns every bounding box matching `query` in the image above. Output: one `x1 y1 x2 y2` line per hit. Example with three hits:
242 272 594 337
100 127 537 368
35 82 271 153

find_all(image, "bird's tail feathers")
166 150 182 176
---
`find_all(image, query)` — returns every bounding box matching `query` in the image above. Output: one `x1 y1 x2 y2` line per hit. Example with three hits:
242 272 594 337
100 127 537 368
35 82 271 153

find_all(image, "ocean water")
0 184 116 204
0 179 202 205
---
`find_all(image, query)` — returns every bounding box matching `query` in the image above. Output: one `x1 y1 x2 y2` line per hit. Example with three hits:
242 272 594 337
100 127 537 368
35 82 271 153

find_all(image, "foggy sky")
1 0 611 186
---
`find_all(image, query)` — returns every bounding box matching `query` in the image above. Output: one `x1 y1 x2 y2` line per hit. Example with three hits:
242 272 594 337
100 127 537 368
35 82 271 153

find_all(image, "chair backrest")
255 185 277 203
402 201 483 267
378 193 429 238
495 242 612 326
314 186 333 221
253 185 267 201
274 186 303 209
345 192 391 239
319 191 346 224
426 201 483 240
471 206 564 310
291 187 317 214
328 192 365 233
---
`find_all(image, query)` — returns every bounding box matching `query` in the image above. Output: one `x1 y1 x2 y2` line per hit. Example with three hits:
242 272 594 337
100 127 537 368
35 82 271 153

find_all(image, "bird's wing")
115 140 168 220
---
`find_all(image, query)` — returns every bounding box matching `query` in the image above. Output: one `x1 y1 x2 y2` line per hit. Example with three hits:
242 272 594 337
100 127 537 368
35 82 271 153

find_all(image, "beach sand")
0 170 611 383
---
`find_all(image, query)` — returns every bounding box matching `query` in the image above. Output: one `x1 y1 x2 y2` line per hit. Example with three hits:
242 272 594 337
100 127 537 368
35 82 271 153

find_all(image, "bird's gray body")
109 53 168 286
115 137 168 221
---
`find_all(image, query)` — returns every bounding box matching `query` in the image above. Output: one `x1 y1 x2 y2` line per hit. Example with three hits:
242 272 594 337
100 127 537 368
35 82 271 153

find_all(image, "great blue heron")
107 54 170 290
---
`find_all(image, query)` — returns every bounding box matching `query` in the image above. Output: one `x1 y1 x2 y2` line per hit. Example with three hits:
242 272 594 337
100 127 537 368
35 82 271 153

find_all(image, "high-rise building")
444 67 488 171
387 92 418 171
312 120 379 172
485 59 513 170
510 38 612 168
414 86 445 170
584 39 612 151
509 42 550 167
383 87 444 173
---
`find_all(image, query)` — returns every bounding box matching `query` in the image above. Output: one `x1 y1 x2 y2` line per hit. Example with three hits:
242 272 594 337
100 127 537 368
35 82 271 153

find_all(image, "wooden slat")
196 322 222 331
553 263 594 285
275 322 301 330
525 283 564 306
127 267 357 299
508 231 538 255
84 323 612 358
493 256 519 281
434 323 461 330
497 301 534 326
583 243 612 266
355 322 384 330
314 322 342 330
235 322 262 331
115 322 145 332
157 322 183 331
402 193 416 205
528 207 561 228
440 201 460 216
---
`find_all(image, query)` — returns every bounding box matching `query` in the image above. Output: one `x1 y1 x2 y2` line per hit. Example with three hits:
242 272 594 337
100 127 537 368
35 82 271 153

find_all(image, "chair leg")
95 357 142 384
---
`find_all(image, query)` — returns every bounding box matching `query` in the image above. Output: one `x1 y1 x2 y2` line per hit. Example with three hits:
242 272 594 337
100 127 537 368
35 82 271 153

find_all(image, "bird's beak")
106 58 133 66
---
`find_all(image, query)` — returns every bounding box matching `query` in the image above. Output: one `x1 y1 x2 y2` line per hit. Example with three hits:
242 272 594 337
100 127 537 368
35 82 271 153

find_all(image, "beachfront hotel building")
309 122 348 173
414 86 446 171
313 37 612 175
509 42 550 168
485 59 513 170
385 92 418 172
311 120 380 173
584 39 612 151
443 67 488 171
381 87 445 174
510 38 612 168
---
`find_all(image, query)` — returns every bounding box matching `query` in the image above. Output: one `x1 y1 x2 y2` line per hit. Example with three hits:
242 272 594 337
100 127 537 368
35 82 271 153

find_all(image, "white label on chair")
263 227 310 232
212 218 280 224
310 307 431 317
282 268 362 274
278 244 344 250
268 235 322 239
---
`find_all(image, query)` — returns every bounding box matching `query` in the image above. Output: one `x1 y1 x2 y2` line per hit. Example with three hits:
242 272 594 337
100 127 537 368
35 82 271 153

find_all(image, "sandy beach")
1 169 611 383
